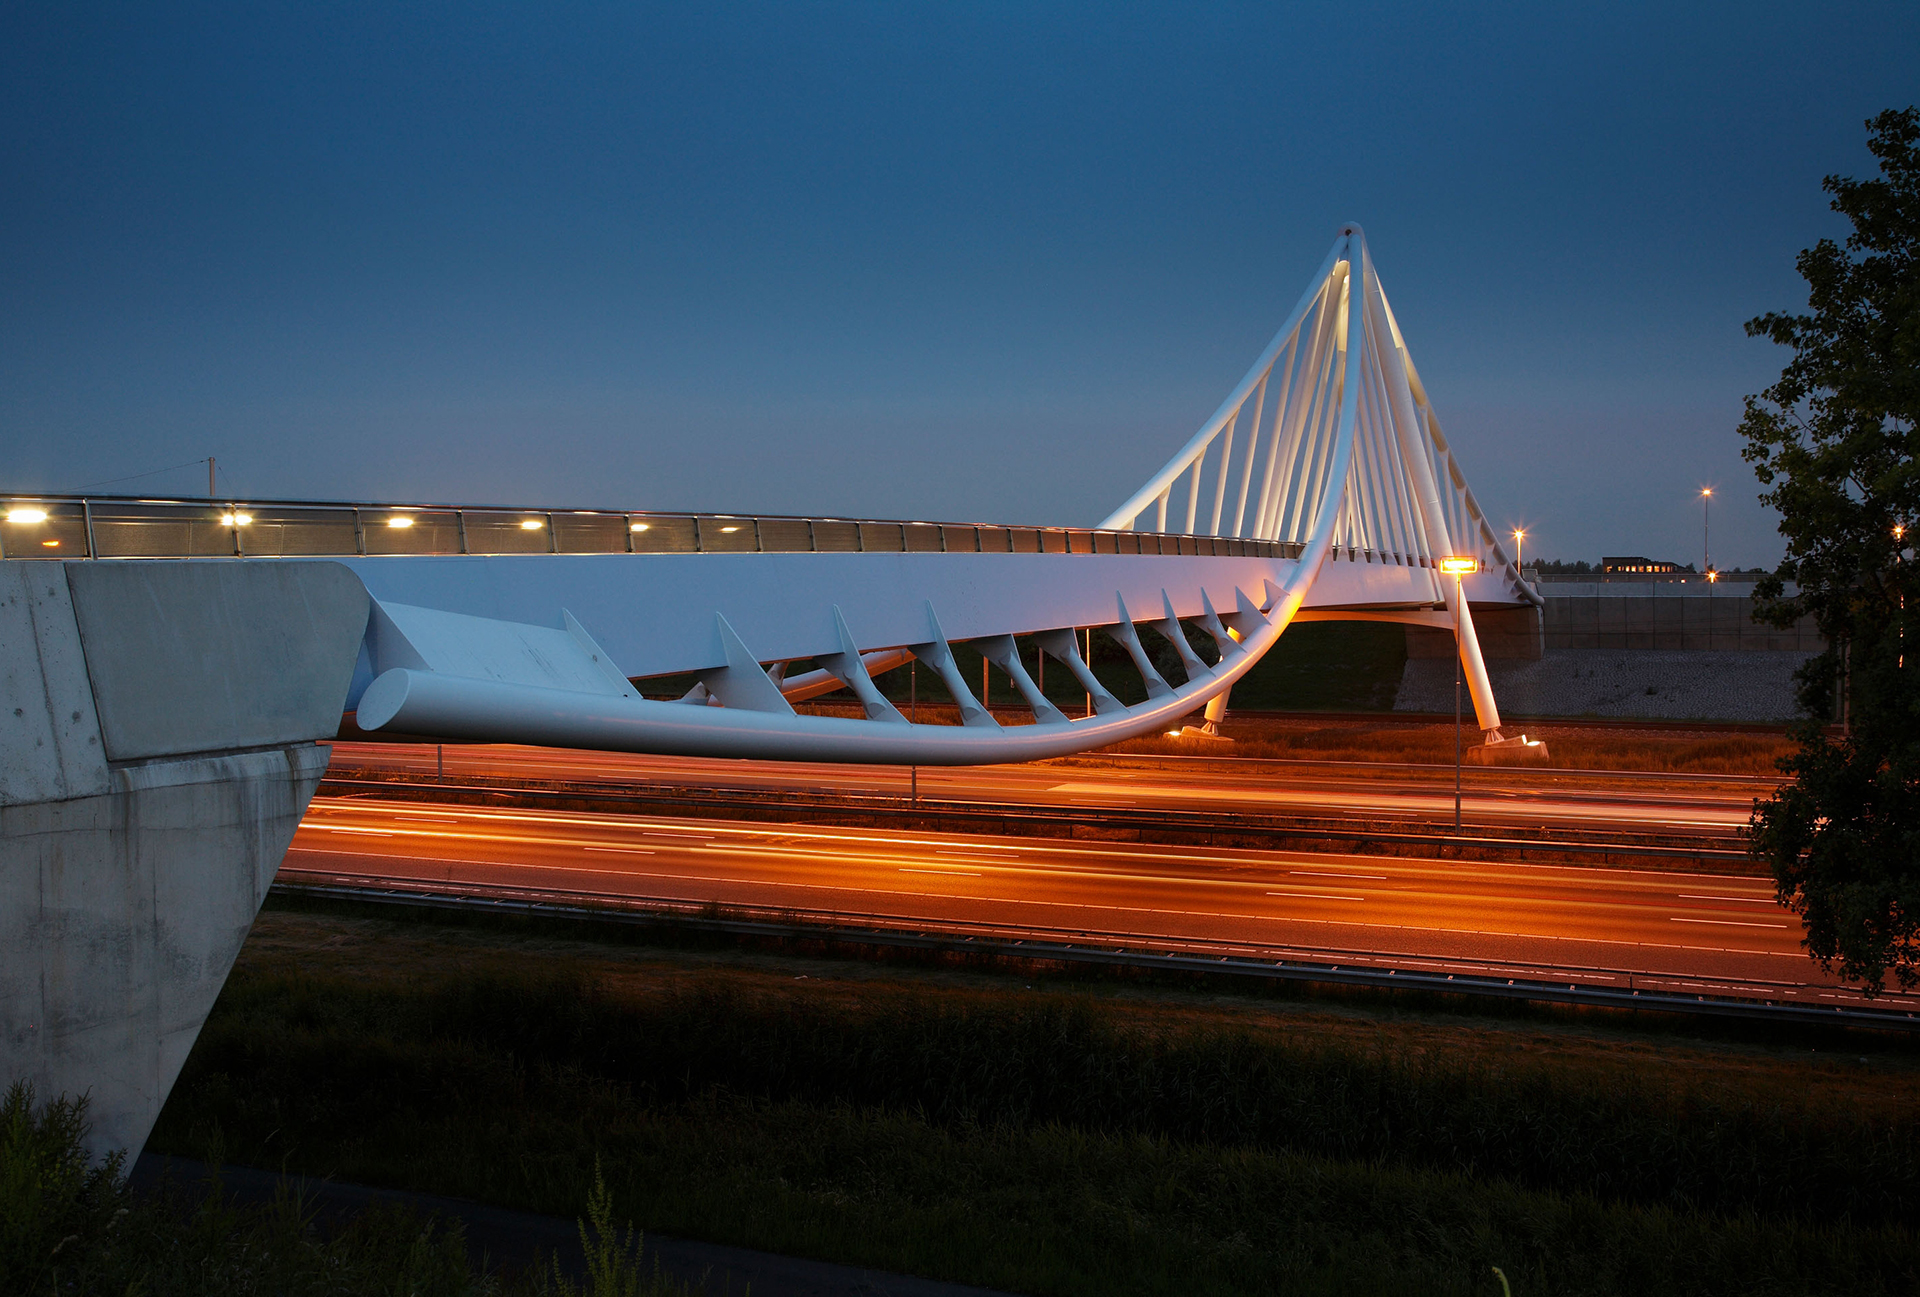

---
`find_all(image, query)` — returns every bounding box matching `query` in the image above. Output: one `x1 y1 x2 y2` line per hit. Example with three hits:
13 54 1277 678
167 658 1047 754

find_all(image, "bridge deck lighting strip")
0 491 1301 563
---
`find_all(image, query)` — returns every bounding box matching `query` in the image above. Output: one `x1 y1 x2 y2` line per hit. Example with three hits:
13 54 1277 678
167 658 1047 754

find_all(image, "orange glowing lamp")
1437 556 1478 576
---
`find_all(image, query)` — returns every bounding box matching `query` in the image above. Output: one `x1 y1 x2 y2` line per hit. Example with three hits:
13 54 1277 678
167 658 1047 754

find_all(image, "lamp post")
1438 555 1479 831
1700 487 1713 578
1511 527 1525 571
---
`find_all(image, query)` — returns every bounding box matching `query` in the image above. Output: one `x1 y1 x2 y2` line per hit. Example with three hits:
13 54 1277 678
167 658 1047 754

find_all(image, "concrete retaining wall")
0 560 366 1159
1395 649 1817 723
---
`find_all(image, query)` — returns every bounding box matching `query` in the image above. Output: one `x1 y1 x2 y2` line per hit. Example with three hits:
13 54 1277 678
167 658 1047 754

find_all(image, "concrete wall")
0 560 366 1159
1394 583 1821 722
1395 650 1817 723
1540 583 1819 652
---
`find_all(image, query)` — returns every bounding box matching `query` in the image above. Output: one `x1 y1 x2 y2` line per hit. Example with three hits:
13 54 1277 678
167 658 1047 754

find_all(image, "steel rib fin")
909 601 999 728
1034 628 1126 716
1195 590 1243 659
975 634 1069 725
1149 590 1208 681
1109 594 1172 699
698 613 796 714
819 606 906 722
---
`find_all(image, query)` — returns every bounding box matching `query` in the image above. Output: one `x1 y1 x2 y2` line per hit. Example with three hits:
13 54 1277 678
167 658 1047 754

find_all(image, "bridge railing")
0 495 1304 563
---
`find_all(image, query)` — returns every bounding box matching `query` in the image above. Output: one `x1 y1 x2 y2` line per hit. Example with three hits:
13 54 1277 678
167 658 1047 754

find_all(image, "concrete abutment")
1 559 367 1160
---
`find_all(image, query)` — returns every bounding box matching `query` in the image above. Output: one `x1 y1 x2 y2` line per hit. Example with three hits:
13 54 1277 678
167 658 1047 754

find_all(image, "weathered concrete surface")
2 746 329 1157
0 564 110 804
1 560 367 1160
66 560 368 762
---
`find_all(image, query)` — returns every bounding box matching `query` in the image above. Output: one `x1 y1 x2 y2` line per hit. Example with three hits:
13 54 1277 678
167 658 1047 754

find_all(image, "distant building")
1601 556 1684 575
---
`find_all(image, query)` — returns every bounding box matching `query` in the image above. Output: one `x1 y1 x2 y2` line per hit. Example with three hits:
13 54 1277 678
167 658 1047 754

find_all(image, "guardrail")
0 493 1305 562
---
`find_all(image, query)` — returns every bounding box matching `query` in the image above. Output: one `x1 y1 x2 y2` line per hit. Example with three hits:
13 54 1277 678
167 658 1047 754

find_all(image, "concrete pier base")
1 744 329 1157
1 558 366 1160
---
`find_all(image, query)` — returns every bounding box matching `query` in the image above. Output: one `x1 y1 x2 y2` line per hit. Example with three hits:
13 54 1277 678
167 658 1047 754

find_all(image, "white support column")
1361 255 1503 735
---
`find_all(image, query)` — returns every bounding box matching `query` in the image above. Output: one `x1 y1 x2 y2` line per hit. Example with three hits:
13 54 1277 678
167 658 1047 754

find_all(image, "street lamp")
1511 527 1526 571
1438 555 1479 830
1700 487 1713 579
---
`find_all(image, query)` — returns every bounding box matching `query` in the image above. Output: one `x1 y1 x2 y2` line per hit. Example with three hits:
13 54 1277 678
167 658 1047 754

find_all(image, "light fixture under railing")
519 519 543 530
1437 556 1478 575
7 508 48 524
387 516 415 528
629 522 650 532
219 512 252 526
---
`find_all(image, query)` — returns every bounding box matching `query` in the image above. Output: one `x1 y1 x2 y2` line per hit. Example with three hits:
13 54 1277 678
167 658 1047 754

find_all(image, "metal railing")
0 494 1305 562
0 491 1305 564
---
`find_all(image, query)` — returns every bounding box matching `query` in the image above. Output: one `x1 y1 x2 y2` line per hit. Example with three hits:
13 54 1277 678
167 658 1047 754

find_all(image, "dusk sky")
5 3 1917 568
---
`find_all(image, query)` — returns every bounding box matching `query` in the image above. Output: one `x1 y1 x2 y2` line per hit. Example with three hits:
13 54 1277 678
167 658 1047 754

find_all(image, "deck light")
719 526 741 533
7 508 48 524
219 512 252 526
387 515 415 528
519 519 543 530
41 539 59 548
629 522 650 532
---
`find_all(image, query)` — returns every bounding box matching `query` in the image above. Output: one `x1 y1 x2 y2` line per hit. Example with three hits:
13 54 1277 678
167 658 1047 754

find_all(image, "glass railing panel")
940 525 979 553
232 506 359 556
626 515 697 553
903 523 943 553
362 509 462 555
1038 529 1067 554
976 526 1011 553
551 513 629 554
463 511 556 554
1 501 90 558
809 520 860 552
1008 528 1040 554
696 517 756 552
82 501 233 558
756 518 813 552
857 521 904 552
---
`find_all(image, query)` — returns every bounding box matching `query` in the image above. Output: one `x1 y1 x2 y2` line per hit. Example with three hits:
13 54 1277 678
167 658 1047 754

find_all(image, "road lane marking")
1669 916 1789 929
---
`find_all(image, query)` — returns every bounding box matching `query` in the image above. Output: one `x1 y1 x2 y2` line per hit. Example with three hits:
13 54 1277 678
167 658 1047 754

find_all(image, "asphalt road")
326 742 1763 837
283 784 1909 1013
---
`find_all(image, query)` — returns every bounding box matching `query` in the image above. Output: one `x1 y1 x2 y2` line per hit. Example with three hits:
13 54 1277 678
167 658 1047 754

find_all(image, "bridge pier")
1 560 366 1159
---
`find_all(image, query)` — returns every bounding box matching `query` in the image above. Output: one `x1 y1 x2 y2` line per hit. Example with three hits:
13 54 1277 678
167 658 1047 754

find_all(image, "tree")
1742 108 1920 994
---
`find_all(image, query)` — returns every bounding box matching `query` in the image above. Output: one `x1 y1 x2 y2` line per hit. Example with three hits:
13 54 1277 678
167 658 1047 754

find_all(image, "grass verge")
145 909 1919 1297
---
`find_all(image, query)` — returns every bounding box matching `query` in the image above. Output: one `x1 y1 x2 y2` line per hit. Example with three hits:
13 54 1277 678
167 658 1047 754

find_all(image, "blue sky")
4 2 1917 567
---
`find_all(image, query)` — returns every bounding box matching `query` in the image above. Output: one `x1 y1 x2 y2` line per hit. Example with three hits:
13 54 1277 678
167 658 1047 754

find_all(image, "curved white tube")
357 579 1313 765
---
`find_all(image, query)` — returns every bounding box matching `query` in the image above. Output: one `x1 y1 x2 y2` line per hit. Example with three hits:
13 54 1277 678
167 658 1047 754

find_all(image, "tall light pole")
1511 527 1526 573
1700 487 1713 577
1439 555 1479 831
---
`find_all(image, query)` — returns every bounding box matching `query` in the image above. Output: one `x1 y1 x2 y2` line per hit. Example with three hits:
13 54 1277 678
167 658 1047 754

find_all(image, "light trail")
277 794 1896 1014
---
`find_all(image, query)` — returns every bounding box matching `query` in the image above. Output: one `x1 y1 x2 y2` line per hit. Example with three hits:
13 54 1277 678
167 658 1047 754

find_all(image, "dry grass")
1106 718 1796 776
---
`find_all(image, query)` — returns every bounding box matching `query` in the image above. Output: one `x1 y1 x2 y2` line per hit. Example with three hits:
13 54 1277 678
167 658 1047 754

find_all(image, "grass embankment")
0 1083 689 1296
147 909 1920 1297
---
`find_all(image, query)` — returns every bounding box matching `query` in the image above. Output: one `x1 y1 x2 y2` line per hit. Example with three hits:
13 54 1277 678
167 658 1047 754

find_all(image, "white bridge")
1 225 1540 1158
10 224 1537 765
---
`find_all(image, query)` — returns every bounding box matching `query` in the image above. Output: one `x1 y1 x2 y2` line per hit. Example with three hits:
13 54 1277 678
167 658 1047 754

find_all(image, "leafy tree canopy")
1743 107 1920 993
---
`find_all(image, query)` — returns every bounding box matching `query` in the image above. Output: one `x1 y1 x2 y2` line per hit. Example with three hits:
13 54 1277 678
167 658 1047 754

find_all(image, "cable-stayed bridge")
4 224 1540 766
1 225 1543 1158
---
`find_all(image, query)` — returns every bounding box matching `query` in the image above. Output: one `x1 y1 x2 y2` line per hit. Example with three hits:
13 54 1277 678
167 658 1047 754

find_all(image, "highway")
283 769 1909 1014
326 742 1764 837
